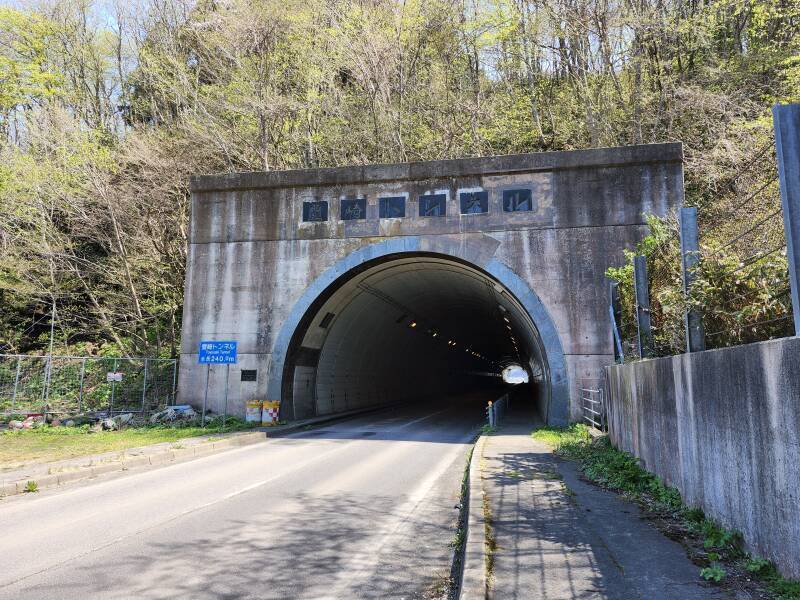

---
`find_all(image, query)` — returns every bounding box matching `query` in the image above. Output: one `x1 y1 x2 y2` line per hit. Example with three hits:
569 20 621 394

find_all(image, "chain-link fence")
0 355 178 416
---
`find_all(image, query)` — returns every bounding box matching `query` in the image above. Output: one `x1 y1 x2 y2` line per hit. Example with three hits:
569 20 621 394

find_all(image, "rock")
113 413 133 427
8 420 23 430
150 407 177 424
64 420 75 427
88 423 102 433
51 419 61 427
100 418 117 431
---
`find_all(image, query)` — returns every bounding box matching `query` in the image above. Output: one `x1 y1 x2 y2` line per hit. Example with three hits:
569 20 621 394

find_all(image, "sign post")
198 341 238 427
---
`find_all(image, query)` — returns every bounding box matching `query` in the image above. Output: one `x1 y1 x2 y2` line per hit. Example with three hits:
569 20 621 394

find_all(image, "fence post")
633 255 654 358
140 358 149 413
773 104 800 335
78 358 86 414
680 207 705 352
109 357 118 416
609 280 624 363
171 360 178 406
12 357 21 413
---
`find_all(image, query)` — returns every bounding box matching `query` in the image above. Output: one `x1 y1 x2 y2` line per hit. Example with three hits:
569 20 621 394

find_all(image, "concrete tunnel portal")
280 253 551 422
179 144 684 424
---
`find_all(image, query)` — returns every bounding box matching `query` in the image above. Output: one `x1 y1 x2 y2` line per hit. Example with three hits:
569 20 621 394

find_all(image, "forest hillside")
0 0 798 357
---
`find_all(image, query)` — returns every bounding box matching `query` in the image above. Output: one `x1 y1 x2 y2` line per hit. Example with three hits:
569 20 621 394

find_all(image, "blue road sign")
199 341 238 364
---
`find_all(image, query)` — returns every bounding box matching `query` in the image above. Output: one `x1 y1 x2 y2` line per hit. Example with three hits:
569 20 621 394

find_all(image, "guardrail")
580 386 606 431
487 393 510 427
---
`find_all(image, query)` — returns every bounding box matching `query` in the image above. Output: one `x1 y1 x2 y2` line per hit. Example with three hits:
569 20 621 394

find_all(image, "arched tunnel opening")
280 254 552 423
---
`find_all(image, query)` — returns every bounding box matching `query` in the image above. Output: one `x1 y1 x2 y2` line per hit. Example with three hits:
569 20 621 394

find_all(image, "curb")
1 405 387 499
460 434 489 599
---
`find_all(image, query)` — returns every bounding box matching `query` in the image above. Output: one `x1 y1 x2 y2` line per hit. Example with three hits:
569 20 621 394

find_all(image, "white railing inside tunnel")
487 393 510 428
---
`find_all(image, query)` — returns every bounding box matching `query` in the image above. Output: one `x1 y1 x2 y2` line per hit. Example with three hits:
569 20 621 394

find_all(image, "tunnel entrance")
280 253 552 423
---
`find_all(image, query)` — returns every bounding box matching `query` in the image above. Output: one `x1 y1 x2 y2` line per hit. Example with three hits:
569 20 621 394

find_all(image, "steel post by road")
222 363 230 430
171 359 178 406
609 280 624 362
12 356 21 413
202 364 210 428
109 358 118 416
773 104 800 334
633 255 654 359
140 358 149 413
78 358 86 413
680 207 705 352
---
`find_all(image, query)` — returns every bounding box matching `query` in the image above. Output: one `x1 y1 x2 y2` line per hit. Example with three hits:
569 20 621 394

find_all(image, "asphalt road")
0 398 485 599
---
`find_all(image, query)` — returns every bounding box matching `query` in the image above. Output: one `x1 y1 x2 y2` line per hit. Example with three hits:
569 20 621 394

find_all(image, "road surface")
0 399 484 599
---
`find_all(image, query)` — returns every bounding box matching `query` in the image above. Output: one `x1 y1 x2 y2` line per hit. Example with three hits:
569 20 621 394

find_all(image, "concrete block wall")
606 336 800 578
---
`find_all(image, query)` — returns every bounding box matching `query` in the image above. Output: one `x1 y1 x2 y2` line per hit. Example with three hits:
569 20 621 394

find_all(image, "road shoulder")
0 407 387 498
462 418 731 599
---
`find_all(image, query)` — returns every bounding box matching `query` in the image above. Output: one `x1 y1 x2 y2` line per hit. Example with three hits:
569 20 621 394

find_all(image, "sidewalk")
472 410 731 599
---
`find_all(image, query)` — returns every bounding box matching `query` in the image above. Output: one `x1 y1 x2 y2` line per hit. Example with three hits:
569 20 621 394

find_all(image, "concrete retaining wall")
606 336 800 578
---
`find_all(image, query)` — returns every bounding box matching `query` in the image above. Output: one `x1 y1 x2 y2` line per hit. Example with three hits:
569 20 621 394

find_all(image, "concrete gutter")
0 407 384 499
460 434 489 600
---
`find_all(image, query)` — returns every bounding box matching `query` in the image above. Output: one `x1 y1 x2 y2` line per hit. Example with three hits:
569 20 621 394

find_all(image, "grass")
532 424 800 600
0 419 255 470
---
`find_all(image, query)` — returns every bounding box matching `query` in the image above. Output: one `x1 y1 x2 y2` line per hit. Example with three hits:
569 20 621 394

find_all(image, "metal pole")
202 364 210 428
222 363 230 431
773 104 800 335
78 358 86 414
44 300 55 406
633 255 654 358
609 280 624 363
140 358 148 413
12 357 21 413
680 207 705 352
171 360 178 406
109 358 117 416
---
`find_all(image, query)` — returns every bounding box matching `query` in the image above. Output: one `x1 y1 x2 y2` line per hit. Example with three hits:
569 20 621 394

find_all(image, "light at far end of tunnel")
502 365 530 385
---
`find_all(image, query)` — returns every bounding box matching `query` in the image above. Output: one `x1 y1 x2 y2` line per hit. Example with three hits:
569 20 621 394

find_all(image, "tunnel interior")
281 254 551 422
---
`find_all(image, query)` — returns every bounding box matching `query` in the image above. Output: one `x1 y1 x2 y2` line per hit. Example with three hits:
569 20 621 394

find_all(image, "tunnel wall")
605 336 800 579
178 144 684 422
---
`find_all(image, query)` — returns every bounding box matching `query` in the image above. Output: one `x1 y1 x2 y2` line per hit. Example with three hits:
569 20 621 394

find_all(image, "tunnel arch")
267 238 568 426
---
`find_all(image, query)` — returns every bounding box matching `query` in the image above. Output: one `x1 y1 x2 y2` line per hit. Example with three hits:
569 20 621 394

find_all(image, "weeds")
23 480 38 493
742 559 800 600
700 564 726 582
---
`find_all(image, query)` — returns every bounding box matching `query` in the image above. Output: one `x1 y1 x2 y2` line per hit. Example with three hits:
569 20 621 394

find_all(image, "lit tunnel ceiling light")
409 321 417 328
502 365 530 384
